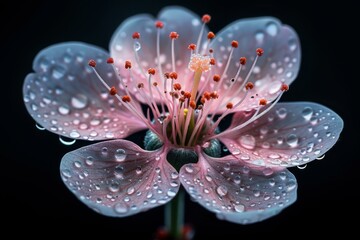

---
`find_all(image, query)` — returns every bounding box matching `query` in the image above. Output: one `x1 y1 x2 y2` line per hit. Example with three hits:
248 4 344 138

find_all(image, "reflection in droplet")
71 94 88 109
239 135 256 150
35 123 46 130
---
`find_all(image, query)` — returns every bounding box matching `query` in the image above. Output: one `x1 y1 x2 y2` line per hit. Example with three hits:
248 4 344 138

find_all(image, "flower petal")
179 150 297 224
220 102 343 168
110 6 208 103
60 140 179 217
23 42 146 140
208 17 300 113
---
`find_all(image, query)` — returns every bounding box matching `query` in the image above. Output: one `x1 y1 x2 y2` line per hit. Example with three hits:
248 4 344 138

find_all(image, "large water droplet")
134 42 141 51
59 136 76 145
302 107 313 121
216 185 228 197
286 134 298 147
109 183 120 192
185 165 194 173
52 66 66 79
58 105 70 115
115 149 126 162
167 189 177 197
266 22 278 36
239 135 256 150
276 108 287 119
61 169 72 178
86 156 94 166
71 94 88 109
234 204 245 212
69 131 80 138
127 187 135 195
114 203 128 214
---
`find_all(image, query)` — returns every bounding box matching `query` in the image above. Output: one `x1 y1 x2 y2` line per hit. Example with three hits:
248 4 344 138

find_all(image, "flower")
23 6 343 224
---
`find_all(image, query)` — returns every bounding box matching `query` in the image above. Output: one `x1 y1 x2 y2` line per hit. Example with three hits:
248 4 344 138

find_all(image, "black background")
3 0 357 238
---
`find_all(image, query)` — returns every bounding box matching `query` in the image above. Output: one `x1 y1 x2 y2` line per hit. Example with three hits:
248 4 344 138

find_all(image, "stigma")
188 54 211 72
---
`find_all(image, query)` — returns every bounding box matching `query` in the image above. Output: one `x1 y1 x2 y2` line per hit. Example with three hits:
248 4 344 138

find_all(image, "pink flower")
23 6 343 224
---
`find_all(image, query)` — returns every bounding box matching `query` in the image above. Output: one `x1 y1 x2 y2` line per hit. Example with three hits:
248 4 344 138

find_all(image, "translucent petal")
207 17 300 113
220 102 343 168
60 140 179 217
110 6 208 103
179 150 297 224
23 42 146 140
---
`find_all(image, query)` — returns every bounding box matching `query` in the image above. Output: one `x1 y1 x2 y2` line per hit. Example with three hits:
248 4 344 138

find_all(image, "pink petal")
23 42 146 140
60 140 179 217
220 102 343 168
207 17 300 113
179 150 297 224
110 6 208 103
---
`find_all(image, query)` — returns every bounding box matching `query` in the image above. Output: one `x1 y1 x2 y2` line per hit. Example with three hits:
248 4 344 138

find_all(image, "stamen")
125 60 132 69
88 59 96 67
155 21 164 29
122 95 131 102
196 14 211 54
281 83 289 91
155 21 166 100
202 14 211 23
169 32 179 72
132 32 140 39
109 86 117 95
213 74 220 82
259 98 267 105
231 40 239 48
106 57 114 64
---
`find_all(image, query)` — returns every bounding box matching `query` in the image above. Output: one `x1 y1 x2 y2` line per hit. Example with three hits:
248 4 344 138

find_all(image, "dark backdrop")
4 0 357 238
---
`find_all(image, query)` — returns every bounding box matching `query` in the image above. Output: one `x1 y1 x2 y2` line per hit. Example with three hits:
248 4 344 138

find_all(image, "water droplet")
185 165 194 173
266 22 278 36
323 124 329 130
155 156 161 161
288 38 297 51
310 116 318 125
277 137 283 145
71 94 88 109
253 190 261 197
31 104 38 111
234 204 245 212
69 131 80 138
134 42 141 51
286 134 298 147
239 135 256 150
74 161 82 168
255 31 265 43
205 174 212 182
58 105 70 115
297 164 307 169
109 183 120 192
86 156 94 165
167 189 177 197
101 147 108 156
52 66 66 79
216 185 228 196
127 187 135 195
268 153 281 159
136 166 142 175
252 159 265 166
35 123 45 130
279 172 287 180
61 169 71 178
114 149 126 162
262 168 273 176
155 167 161 173
276 108 287 119
286 180 297 192
114 203 128 214
316 154 325 160
233 175 241 184
262 142 270 149
240 154 250 160
302 107 313 121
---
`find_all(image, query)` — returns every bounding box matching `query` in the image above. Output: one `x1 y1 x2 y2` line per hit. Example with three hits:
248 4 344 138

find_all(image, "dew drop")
288 38 297 51
205 174 212 182
234 204 245 213
276 108 287 119
114 203 128 214
134 42 141 51
136 166 142 175
69 131 80 138
255 31 265 43
310 116 318 125
286 134 298 147
127 187 135 195
302 107 313 121
31 104 38 111
115 149 126 162
262 168 274 176
52 66 66 79
216 185 228 196
109 183 120 192
167 189 177 197
239 135 256 150
266 22 278 36
297 164 307 169
101 147 108 156
35 123 45 130
74 161 82 168
61 169 72 178
268 153 281 159
71 94 88 109
85 156 94 166
268 81 282 94
286 180 297 192
185 165 194 173
58 105 70 115
191 18 200 26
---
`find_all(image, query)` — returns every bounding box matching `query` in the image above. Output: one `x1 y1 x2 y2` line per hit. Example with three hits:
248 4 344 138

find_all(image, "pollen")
202 14 211 23
173 83 181 91
137 83 144 88
122 95 131 102
169 32 179 39
188 54 211 72
183 108 189 116
226 102 233 109
210 58 216 65
106 57 114 64
169 72 178 79
207 31 215 39
189 100 196 109
256 48 264 56
125 60 132 69
188 43 196 50
231 40 239 48
109 86 117 95
88 59 96 67
148 68 156 75
132 32 140 39
240 57 246 65
259 98 267 105
213 74 220 82
155 21 164 29
245 82 254 90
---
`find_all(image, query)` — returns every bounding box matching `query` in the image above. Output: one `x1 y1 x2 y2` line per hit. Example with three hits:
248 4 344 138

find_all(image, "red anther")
148 68 156 75
202 14 211 23
106 57 114 64
132 32 140 39
200 97 206 104
210 58 216 65
245 82 254 90
179 97 185 103
173 83 181 91
180 90 185 95
155 21 164 29
184 92 191 99
259 98 267 105
209 48 214 53
137 83 144 88
169 72 178 79
153 82 158 87
281 83 289 91
173 92 179 99
240 57 247 65
122 95 131 102
88 59 96 67
164 72 170 79
213 74 221 82
125 60 132 69
207 31 215 39
231 40 239 48
256 48 264 56
203 91 211 100
210 91 219 99
109 86 117 95
226 102 233 109
169 32 179 39
189 100 196 109
188 43 196 50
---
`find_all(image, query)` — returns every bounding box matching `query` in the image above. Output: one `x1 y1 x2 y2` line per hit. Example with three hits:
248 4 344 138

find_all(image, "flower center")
88 14 289 148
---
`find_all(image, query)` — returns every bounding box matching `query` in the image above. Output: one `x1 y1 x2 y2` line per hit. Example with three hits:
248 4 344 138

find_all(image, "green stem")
165 189 185 239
